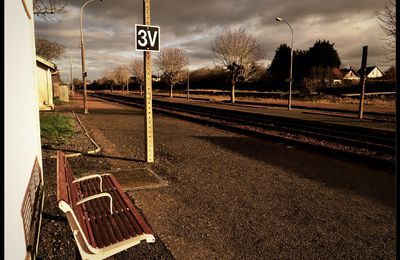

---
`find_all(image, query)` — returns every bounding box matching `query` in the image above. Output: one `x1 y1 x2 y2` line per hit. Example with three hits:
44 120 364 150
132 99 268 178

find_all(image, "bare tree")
156 48 189 98
130 59 144 95
102 69 116 92
33 0 69 22
383 65 396 81
114 65 130 92
73 78 82 89
377 0 396 62
211 28 265 103
36 38 65 60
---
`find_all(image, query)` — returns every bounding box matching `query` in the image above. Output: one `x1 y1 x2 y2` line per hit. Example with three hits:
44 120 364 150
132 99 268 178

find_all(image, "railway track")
231 100 396 122
89 92 395 165
152 92 396 122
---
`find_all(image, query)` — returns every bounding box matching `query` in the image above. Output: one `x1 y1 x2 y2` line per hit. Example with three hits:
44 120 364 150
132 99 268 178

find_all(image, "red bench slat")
83 179 124 246
56 150 155 253
103 176 146 235
108 176 153 235
84 179 131 241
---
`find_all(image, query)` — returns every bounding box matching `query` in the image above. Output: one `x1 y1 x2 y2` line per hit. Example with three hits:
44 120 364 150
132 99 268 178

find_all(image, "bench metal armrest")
77 193 113 214
73 174 103 192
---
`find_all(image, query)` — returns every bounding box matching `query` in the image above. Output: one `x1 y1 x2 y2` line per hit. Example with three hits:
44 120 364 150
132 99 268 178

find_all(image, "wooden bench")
56 150 155 260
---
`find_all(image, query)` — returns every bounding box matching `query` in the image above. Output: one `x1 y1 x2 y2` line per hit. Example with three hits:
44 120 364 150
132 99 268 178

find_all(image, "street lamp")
276 16 294 110
80 0 103 114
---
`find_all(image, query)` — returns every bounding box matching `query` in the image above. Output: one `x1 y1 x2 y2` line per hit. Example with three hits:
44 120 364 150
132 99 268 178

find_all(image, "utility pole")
358 46 368 119
80 6 88 114
80 0 102 114
70 52 74 99
144 0 154 163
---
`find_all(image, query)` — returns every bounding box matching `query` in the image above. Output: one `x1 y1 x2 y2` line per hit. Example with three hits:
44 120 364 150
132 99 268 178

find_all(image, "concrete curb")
50 112 101 159
73 111 101 155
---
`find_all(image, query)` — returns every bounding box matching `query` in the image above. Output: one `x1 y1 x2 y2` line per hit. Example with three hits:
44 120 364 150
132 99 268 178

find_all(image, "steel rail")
89 92 395 161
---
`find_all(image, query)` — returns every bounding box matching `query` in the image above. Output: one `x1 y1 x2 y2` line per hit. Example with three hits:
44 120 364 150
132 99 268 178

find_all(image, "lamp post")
276 17 293 110
80 0 103 114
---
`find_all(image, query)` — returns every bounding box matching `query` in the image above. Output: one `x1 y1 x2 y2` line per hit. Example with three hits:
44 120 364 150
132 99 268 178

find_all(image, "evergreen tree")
267 44 291 82
307 40 341 69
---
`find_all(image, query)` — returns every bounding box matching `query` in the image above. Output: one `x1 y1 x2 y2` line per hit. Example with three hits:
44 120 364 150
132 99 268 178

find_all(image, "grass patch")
40 113 76 143
53 97 69 105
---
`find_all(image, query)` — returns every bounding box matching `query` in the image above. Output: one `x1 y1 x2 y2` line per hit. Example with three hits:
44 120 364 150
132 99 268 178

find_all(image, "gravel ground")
37 95 395 259
38 109 174 259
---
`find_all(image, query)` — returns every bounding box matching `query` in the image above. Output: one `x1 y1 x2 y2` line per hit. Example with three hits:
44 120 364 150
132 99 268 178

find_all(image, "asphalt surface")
42 93 395 259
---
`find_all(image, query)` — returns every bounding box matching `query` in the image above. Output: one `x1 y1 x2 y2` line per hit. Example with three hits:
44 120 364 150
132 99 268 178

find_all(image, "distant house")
340 68 360 80
357 66 384 79
36 56 57 111
152 75 161 82
339 68 360 84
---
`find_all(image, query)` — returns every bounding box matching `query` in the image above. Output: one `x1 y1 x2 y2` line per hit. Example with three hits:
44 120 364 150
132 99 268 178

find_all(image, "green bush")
40 113 75 143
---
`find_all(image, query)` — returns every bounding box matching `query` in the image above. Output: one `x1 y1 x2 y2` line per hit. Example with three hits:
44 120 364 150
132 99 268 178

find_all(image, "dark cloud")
34 0 393 81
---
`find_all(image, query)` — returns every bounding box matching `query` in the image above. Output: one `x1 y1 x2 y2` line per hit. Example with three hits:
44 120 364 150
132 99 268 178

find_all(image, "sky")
34 0 395 82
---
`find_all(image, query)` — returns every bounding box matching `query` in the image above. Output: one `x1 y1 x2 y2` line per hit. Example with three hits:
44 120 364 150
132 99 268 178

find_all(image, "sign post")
358 46 368 119
135 24 160 52
136 0 160 163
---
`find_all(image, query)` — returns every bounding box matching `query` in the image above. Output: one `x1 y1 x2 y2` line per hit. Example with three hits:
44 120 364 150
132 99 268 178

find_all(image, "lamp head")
276 17 283 21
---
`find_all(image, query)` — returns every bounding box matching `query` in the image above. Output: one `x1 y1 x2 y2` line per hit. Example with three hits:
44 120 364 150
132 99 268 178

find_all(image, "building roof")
340 68 359 77
357 66 383 76
36 55 57 70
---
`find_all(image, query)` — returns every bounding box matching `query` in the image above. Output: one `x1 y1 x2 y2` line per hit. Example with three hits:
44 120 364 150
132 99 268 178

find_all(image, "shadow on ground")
194 135 395 208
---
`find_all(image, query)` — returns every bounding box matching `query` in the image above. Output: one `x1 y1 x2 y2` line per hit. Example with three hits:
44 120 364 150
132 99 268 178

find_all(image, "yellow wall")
36 65 54 110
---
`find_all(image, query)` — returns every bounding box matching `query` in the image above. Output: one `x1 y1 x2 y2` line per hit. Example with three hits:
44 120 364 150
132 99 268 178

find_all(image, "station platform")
39 92 395 259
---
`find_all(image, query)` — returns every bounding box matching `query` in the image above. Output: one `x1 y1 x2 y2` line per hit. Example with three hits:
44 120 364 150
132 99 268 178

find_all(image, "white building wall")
5 0 43 259
368 67 383 78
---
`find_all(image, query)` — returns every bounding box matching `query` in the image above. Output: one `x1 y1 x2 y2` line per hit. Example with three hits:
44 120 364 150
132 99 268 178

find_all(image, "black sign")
135 24 160 52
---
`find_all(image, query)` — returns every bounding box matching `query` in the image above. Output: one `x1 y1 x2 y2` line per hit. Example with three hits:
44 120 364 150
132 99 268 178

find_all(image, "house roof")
36 55 57 70
340 68 359 77
357 66 382 76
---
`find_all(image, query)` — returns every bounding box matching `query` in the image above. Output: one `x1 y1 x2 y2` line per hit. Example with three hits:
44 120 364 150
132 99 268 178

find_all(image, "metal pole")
276 17 293 110
289 27 293 110
80 0 101 113
80 2 89 114
70 52 74 99
144 0 154 163
358 46 368 119
187 67 190 101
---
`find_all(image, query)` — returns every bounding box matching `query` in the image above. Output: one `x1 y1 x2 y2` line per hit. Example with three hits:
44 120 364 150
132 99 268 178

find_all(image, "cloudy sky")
34 0 394 82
